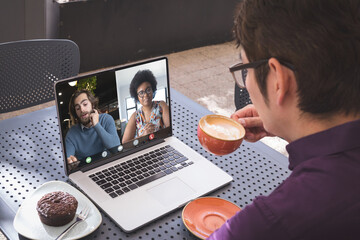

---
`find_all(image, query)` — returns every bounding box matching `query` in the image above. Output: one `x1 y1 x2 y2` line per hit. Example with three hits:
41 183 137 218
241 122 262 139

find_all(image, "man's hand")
90 109 99 126
67 155 79 170
231 104 273 142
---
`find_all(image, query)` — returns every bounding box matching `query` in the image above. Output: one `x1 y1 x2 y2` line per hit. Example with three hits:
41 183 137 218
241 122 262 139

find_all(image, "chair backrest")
0 39 80 113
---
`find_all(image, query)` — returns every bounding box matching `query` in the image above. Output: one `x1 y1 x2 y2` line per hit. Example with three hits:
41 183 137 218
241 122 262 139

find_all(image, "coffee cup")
197 115 245 155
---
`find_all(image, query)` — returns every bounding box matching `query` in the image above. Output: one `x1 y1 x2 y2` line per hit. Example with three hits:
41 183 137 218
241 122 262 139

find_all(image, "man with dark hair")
66 89 120 167
209 0 360 239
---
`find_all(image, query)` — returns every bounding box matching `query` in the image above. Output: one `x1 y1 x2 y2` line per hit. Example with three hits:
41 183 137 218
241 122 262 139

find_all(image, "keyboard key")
96 179 106 185
91 176 99 182
110 192 117 198
176 157 188 164
136 172 166 187
116 189 124 195
101 183 112 189
164 169 173 175
97 174 105 179
129 184 138 190
105 187 114 193
115 166 123 171
171 167 178 172
123 187 130 193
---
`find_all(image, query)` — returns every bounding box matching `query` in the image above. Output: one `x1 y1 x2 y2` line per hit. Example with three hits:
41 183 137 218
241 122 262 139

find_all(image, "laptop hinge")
80 138 165 172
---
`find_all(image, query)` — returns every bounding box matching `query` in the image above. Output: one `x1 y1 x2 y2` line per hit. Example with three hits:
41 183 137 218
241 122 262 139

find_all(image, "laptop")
54 57 232 232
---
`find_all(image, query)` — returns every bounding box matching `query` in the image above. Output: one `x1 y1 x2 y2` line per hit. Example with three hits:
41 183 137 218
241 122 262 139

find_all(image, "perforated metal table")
0 89 290 240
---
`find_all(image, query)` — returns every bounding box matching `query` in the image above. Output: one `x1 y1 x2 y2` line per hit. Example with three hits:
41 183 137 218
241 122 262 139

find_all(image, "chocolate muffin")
36 191 78 226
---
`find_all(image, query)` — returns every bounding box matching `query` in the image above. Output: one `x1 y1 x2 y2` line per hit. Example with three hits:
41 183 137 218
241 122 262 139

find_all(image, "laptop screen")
55 57 172 174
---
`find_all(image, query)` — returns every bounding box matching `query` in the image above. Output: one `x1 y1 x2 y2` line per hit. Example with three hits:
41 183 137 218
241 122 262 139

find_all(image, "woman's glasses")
229 58 296 88
137 87 153 98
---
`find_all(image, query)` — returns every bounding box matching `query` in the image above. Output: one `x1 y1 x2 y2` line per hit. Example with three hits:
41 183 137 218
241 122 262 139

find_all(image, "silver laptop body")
54 57 232 232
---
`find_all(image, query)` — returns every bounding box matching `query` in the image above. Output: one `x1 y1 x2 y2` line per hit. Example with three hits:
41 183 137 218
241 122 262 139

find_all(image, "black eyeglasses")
229 58 296 88
137 87 153 98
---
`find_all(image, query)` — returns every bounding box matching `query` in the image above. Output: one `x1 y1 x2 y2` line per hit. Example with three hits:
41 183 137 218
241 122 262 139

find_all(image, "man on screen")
66 89 120 168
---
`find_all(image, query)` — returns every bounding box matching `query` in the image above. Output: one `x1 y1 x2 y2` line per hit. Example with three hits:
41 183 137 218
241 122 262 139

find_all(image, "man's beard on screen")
78 111 92 126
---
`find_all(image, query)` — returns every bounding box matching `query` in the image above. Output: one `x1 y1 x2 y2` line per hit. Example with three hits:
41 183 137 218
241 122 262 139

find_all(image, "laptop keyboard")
89 145 194 198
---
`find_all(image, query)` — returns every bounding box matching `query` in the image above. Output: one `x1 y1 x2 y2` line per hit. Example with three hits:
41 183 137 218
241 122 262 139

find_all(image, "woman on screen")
122 69 170 143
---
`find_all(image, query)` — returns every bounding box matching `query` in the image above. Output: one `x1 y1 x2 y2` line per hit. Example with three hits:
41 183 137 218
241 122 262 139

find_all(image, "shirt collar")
80 123 91 131
286 118 360 170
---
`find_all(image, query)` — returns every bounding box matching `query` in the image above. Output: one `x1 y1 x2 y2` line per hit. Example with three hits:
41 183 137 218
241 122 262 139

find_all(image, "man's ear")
268 58 294 106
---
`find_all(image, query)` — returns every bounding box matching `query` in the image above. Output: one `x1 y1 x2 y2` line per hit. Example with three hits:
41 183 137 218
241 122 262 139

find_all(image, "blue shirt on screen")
208 119 360 240
65 113 120 160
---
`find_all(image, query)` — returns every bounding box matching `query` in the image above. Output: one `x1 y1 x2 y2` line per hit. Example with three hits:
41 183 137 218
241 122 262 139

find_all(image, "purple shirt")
208 119 360 240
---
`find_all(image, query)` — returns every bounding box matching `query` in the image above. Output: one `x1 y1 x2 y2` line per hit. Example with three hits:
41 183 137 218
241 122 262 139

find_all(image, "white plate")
13 181 102 240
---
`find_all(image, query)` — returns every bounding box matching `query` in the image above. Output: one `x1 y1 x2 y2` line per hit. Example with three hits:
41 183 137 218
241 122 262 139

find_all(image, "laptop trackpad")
147 177 195 206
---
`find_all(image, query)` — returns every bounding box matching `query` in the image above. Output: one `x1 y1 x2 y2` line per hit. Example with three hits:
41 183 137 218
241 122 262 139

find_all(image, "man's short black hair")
129 70 157 102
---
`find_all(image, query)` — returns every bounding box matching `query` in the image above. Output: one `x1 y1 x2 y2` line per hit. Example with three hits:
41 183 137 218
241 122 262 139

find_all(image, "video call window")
56 58 171 173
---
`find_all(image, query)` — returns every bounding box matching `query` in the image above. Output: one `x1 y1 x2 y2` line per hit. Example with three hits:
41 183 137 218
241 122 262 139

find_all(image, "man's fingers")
236 117 263 128
67 155 78 164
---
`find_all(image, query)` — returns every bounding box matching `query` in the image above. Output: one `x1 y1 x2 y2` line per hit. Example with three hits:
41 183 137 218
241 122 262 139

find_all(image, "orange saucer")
182 197 241 239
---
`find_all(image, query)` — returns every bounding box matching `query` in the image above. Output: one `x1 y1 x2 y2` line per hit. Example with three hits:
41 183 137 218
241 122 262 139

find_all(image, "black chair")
0 39 80 113
234 83 252 110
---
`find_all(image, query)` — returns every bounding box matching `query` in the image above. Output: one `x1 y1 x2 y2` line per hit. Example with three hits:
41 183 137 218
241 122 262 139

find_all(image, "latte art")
203 121 242 140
